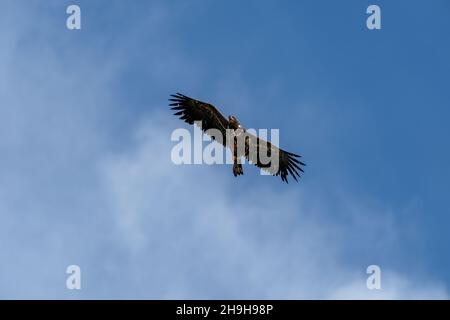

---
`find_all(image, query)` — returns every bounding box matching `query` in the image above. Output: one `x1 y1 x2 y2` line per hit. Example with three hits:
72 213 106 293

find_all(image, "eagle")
169 93 305 183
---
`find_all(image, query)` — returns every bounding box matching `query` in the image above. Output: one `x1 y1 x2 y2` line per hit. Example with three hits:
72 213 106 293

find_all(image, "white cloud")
99 113 449 299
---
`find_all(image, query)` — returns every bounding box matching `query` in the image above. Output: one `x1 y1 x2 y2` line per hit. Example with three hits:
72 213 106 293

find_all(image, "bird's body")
169 93 305 183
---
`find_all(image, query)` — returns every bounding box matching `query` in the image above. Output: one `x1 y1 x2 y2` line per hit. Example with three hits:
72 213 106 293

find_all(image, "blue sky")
0 0 449 298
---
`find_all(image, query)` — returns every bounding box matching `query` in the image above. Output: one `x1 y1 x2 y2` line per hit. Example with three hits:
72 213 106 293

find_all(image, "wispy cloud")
99 113 448 299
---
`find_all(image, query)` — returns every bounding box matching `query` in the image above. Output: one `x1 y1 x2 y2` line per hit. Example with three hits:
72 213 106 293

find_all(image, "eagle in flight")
169 93 305 183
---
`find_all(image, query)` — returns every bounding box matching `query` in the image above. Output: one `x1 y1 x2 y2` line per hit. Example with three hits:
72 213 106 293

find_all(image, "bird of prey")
169 93 305 183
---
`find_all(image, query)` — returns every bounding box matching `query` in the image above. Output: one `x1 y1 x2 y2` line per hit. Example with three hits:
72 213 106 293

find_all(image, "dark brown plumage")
169 93 305 183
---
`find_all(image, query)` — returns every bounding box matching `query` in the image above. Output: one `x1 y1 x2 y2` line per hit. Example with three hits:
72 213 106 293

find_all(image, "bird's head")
228 115 242 130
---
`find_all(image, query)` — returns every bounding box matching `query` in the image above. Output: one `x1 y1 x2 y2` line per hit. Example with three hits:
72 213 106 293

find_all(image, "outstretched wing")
243 132 305 183
169 93 229 142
